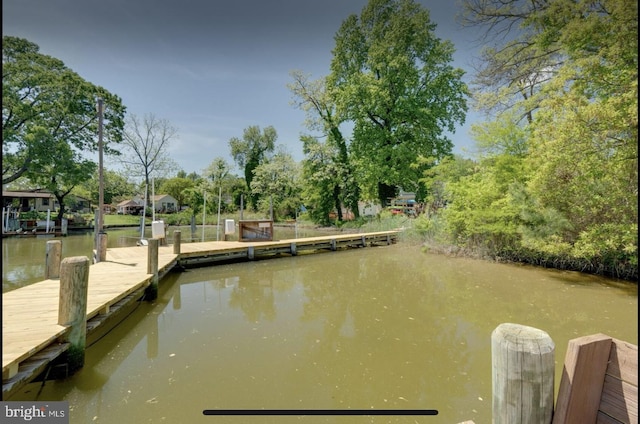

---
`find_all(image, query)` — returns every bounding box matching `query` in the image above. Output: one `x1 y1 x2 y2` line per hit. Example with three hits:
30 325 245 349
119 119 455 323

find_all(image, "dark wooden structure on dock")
238 219 273 241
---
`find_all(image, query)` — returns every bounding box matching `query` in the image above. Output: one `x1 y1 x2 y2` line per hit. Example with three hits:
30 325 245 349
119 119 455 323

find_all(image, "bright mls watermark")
1 402 68 423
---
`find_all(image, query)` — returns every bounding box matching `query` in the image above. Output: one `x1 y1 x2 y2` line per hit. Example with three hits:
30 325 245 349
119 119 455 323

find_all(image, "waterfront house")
116 198 144 215
151 194 178 213
2 190 59 213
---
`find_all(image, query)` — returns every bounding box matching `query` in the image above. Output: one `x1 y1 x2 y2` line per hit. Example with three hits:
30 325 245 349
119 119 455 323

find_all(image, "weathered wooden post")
58 256 90 372
45 240 62 279
247 245 255 260
97 232 107 262
173 230 181 254
552 334 613 424
492 323 555 424
146 238 159 300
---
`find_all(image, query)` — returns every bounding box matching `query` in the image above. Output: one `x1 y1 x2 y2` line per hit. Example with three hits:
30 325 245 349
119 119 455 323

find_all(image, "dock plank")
3 244 178 373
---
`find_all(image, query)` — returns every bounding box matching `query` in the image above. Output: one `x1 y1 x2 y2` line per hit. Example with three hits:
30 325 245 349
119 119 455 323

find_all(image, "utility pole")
96 98 105 262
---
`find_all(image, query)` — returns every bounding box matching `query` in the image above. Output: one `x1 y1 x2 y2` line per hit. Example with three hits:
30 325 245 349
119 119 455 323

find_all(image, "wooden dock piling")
45 240 61 279
146 238 159 300
173 230 181 254
492 323 555 424
97 233 107 262
58 256 90 372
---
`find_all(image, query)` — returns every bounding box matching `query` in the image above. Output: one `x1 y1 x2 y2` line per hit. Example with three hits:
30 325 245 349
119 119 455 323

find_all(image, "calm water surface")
3 235 638 423
2 225 327 292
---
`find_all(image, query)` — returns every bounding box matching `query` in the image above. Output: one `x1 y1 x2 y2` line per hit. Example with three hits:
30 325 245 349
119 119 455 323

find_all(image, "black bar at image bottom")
202 410 438 416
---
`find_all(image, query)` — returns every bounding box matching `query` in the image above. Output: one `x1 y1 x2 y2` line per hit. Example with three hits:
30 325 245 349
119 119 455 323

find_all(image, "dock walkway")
2 231 398 398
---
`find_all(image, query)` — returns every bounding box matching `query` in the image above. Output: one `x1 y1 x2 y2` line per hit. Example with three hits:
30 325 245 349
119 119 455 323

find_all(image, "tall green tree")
31 141 97 220
202 157 235 212
229 125 277 210
288 71 360 221
203 157 231 186
2 37 125 183
2 36 125 217
328 0 468 205
158 177 195 210
250 151 302 220
299 135 343 225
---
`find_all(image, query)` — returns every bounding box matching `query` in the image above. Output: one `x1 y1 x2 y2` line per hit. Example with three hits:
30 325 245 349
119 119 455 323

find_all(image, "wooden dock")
2 230 398 398
461 324 638 424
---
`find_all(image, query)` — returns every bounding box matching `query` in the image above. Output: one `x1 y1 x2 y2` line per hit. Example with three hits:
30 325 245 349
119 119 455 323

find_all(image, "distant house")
116 198 144 215
358 201 382 217
116 194 178 214
2 190 59 213
151 194 178 213
68 194 92 213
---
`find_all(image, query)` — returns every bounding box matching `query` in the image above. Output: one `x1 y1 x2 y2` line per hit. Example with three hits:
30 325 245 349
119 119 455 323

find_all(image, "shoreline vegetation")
124 212 638 283
12 210 637 282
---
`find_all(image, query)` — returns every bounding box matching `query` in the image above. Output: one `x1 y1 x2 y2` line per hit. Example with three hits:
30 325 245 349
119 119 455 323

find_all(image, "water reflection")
229 275 276 323
8 244 637 424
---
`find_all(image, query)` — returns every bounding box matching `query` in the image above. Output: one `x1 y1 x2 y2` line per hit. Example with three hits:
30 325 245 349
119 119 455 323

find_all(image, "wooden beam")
552 333 612 424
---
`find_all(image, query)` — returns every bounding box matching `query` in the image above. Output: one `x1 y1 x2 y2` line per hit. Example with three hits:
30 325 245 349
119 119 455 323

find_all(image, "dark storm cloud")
3 0 354 52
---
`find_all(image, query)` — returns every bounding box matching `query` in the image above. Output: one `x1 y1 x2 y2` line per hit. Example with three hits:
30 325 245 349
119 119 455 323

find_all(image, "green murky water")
4 236 637 423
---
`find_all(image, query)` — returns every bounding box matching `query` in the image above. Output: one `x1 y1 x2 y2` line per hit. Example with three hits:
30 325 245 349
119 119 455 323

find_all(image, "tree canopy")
229 125 277 210
288 70 359 221
328 0 468 205
420 0 638 279
250 151 302 220
2 36 126 219
2 36 125 186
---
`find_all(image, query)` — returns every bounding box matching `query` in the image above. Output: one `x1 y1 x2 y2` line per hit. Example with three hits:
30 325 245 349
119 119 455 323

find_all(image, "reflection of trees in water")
2 237 47 291
228 276 276 323
225 258 305 323
296 249 478 410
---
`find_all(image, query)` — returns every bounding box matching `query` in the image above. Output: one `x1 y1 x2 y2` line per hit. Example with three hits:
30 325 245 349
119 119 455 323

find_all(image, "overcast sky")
3 0 482 177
